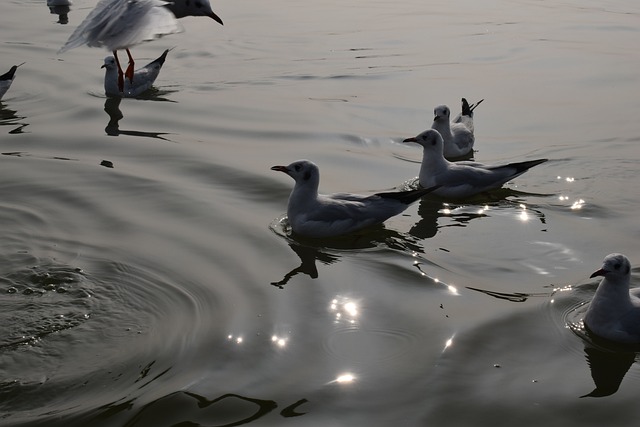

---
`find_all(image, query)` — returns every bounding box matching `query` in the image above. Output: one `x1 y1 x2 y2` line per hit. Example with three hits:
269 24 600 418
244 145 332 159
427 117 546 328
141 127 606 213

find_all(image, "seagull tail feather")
375 185 442 205
509 158 549 174
461 98 485 116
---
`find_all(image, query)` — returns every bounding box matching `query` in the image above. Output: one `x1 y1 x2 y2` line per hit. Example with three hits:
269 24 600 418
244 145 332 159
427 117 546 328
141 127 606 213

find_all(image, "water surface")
1 0 640 425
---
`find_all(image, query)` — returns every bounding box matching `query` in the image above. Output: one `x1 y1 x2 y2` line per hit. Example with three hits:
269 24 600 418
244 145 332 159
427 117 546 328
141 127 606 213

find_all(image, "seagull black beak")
271 165 289 173
209 11 224 25
403 137 418 143
590 268 606 278
101 64 106 69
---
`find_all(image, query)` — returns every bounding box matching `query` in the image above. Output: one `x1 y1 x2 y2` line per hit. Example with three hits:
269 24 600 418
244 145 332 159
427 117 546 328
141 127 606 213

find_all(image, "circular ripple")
324 325 422 373
0 261 91 348
0 252 220 426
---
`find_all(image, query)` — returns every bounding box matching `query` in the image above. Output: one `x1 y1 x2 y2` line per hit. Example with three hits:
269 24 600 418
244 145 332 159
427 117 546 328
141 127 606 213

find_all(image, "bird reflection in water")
47 0 72 25
103 97 172 140
115 391 308 426
466 286 551 303
409 193 548 240
270 217 425 288
0 103 28 134
271 243 339 288
581 344 635 398
569 321 639 398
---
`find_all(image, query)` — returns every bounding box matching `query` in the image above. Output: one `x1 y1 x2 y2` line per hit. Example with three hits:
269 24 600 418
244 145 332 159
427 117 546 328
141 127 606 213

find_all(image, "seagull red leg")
124 49 135 83
113 50 125 92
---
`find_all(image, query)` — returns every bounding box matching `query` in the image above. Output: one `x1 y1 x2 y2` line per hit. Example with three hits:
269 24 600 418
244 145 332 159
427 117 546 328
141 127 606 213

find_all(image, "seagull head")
403 129 445 154
590 253 632 281
271 160 320 185
168 0 224 25
101 56 117 70
433 105 450 122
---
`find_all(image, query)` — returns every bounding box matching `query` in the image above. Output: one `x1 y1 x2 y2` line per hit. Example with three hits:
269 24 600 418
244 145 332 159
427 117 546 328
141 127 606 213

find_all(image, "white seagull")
431 98 483 159
102 48 169 97
59 0 223 92
584 253 640 344
0 63 25 101
271 159 440 238
403 129 547 199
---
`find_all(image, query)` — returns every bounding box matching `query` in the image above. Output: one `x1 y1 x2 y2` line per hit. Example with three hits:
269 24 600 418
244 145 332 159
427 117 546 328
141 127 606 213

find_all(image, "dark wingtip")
375 185 442 204
461 98 484 116
513 158 548 174
461 98 471 116
149 49 170 67
159 48 170 61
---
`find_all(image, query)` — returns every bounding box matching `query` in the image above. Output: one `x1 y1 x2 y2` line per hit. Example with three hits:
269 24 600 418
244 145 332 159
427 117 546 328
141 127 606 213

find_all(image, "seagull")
431 98 484 159
102 48 169 97
0 63 25 101
59 0 223 92
271 159 440 238
403 129 547 199
584 253 640 344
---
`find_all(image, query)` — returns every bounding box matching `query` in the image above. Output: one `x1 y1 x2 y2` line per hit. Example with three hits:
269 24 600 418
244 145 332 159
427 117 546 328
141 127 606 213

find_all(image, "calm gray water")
1 0 640 425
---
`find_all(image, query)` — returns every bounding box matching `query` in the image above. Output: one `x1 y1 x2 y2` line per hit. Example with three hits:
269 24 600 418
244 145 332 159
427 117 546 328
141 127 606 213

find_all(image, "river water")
1 0 640 426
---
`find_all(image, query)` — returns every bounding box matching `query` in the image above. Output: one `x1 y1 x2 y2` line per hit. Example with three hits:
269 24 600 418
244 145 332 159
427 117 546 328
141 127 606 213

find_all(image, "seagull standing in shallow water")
431 98 483 159
403 129 547 199
584 253 640 344
59 0 223 92
102 49 169 97
271 159 440 238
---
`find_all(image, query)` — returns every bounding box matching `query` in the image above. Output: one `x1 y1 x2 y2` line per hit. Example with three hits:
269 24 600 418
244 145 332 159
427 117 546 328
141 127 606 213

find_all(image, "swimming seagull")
271 159 440 238
584 253 640 344
58 0 223 92
431 98 484 159
102 48 169 97
403 129 548 199
0 63 25 101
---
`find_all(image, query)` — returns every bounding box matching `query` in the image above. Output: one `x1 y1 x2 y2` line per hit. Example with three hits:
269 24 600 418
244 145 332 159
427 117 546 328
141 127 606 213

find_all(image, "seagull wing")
59 0 181 53
125 49 169 96
290 194 392 237
436 159 546 196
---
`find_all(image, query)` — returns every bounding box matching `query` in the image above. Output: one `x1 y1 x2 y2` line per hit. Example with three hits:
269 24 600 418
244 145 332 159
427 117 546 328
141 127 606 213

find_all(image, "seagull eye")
614 262 621 270
294 164 301 172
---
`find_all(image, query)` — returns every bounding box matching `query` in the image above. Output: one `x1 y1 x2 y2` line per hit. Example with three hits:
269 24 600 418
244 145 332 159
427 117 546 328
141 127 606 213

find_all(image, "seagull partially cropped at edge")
431 98 484 160
403 129 548 199
0 63 25 101
102 48 169 97
59 0 223 92
584 253 640 344
271 159 440 238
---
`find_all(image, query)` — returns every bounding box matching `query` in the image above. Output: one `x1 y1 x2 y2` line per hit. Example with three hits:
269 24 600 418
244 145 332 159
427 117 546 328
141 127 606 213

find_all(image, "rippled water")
1 0 640 425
